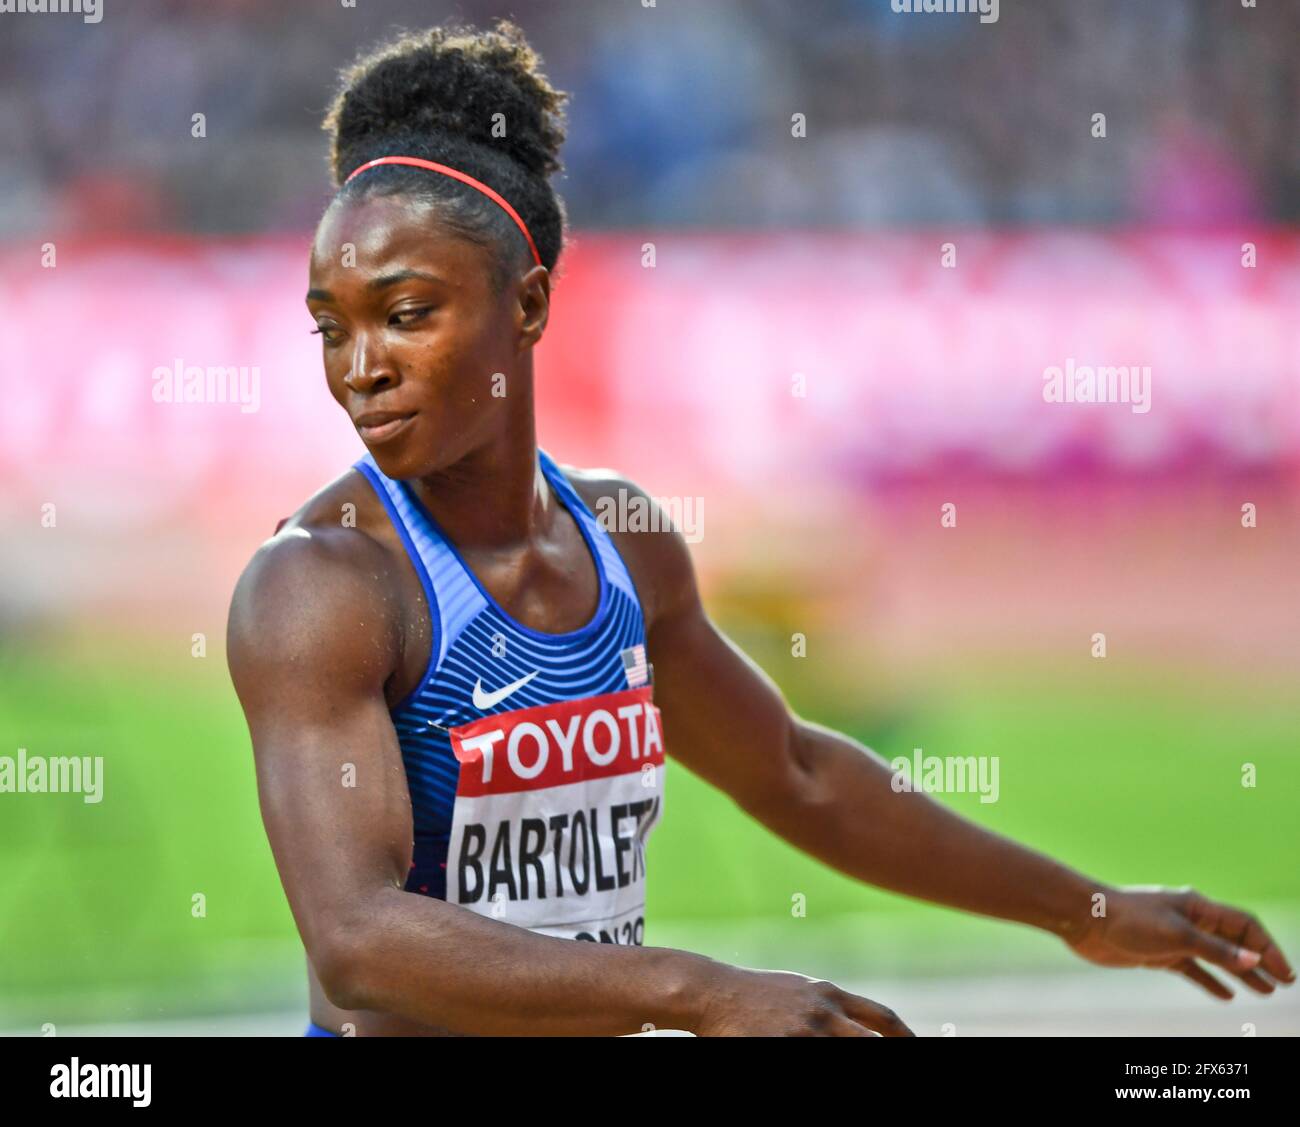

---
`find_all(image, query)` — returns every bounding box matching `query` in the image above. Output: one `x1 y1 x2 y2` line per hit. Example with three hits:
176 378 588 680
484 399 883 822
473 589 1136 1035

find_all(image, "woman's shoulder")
272 464 384 538
556 462 702 631
228 466 407 660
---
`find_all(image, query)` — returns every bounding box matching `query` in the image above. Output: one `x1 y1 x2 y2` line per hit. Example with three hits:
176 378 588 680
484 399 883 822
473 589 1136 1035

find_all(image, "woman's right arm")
226 526 911 1036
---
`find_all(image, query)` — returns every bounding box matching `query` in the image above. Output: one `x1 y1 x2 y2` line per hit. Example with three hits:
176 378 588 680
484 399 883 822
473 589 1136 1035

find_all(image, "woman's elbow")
311 922 377 1012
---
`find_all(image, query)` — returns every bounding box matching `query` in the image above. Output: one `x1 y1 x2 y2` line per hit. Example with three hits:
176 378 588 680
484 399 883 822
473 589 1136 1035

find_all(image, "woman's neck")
408 407 555 552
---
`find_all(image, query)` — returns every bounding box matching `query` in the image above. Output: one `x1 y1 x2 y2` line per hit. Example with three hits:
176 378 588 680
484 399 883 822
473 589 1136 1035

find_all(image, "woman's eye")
311 325 343 344
390 307 431 327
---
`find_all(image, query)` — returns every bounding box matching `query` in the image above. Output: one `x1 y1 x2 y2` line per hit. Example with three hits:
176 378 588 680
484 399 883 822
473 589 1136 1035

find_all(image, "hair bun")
325 20 568 187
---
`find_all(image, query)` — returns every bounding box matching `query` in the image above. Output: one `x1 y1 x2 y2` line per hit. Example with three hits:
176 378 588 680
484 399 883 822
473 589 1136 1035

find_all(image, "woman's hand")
693 966 915 1036
1065 884 1295 999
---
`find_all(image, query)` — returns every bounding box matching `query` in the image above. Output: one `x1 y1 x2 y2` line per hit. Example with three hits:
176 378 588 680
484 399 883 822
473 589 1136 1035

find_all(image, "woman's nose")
343 332 397 392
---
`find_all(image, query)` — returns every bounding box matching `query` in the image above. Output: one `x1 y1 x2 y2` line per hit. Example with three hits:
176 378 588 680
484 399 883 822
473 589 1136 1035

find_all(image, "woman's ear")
515 264 551 352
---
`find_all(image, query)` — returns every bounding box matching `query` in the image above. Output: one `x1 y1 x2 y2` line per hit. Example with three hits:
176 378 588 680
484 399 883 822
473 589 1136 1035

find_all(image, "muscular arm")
604 480 1294 997
632 513 1095 935
226 525 718 1036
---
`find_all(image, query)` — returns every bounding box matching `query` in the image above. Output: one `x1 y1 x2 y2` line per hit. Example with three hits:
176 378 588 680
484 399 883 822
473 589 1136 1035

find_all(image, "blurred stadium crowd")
1 0 1296 238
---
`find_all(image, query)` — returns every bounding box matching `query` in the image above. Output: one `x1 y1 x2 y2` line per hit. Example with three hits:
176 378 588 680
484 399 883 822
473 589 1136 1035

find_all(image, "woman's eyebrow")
306 269 447 304
367 268 446 291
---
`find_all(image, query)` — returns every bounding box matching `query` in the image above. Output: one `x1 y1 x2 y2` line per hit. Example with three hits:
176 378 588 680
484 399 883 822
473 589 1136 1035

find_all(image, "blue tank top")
354 449 664 946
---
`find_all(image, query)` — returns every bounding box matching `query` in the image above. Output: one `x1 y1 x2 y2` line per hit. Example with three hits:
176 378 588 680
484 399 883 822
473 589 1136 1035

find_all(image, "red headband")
344 155 543 268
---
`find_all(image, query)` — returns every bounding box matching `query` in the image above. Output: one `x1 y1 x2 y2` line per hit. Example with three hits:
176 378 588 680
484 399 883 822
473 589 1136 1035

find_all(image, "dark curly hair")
322 19 570 292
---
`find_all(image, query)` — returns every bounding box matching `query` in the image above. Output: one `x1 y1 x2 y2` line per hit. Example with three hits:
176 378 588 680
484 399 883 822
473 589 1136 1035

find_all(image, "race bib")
446 685 664 944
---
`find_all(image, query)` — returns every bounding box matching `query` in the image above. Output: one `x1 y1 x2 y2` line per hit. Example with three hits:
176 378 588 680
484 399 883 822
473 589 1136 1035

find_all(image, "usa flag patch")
620 644 648 687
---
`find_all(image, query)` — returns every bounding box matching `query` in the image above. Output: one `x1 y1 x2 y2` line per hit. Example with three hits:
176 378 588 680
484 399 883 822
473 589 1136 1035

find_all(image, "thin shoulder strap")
352 453 486 669
537 449 642 607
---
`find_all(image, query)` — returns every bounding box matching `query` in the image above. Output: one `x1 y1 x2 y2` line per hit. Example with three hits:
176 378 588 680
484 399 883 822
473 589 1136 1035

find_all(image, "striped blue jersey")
354 449 664 945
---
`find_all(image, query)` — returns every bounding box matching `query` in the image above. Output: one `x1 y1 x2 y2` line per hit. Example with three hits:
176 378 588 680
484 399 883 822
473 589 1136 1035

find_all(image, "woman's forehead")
310 193 484 278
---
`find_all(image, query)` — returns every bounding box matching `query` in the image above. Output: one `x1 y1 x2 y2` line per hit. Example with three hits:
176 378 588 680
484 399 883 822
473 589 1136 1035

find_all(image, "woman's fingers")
1171 957 1234 1001
835 990 916 1037
1182 923 1261 975
1182 895 1295 983
822 1012 878 1037
1229 968 1278 995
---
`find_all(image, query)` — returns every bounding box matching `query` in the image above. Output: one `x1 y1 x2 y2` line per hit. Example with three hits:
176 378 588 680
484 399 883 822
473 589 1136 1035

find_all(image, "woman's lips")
355 412 416 442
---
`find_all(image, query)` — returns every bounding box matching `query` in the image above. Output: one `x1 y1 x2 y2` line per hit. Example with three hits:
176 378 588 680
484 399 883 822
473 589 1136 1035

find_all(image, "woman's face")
307 192 543 480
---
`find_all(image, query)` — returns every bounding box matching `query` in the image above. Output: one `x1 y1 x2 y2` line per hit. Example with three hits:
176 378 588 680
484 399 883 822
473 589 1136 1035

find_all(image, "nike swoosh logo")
472 670 540 710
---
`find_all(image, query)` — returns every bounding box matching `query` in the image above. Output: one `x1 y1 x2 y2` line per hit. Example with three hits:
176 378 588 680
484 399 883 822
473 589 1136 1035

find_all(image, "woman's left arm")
600 475 1295 1001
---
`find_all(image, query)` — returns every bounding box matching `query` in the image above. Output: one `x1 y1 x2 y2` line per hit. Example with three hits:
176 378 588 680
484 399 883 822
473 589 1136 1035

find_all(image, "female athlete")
226 19 1293 1037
